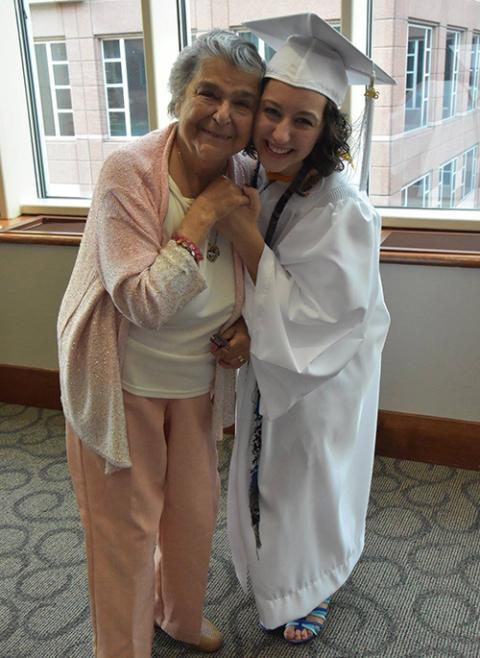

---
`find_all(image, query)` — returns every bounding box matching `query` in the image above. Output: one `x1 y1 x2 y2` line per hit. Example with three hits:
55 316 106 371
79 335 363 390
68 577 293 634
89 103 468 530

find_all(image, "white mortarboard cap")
243 13 395 107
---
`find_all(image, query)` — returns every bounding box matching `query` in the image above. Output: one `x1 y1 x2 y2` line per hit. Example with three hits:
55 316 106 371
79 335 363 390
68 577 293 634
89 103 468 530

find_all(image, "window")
3 0 480 220
461 146 478 199
34 41 74 137
405 24 432 132
102 37 149 137
401 174 431 208
442 29 461 119
468 34 480 111
14 0 152 198
438 159 457 208
234 30 276 61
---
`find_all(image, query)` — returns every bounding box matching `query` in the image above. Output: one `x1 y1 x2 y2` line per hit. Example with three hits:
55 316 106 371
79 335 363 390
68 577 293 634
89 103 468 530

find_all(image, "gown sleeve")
243 192 382 419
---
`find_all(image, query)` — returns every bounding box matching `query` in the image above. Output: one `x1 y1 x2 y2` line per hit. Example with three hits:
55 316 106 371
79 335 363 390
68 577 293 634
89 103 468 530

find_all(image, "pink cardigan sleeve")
94 185 207 330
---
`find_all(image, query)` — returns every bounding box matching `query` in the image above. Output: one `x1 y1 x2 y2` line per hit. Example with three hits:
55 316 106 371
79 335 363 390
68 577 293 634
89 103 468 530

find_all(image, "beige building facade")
28 0 480 209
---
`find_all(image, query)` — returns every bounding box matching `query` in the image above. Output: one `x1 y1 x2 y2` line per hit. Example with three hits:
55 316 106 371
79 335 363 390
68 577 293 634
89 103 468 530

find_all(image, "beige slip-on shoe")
156 616 223 653
189 617 223 653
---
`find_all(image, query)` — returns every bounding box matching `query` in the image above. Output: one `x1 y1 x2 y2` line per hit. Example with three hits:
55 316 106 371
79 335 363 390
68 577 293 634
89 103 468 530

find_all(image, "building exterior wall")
31 0 143 196
369 0 480 207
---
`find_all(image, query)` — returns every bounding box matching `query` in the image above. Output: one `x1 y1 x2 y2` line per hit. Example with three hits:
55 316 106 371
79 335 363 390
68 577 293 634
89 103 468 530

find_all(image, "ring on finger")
238 355 246 364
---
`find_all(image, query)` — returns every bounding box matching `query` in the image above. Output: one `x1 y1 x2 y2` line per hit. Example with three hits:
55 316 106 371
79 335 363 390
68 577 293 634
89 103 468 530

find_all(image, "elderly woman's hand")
210 317 251 370
177 177 249 247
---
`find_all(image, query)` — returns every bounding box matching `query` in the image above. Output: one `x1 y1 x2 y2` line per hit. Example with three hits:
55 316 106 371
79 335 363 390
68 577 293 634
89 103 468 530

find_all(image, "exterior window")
34 41 74 137
405 24 432 132
442 29 461 119
102 38 149 137
438 159 457 208
467 34 480 111
461 146 478 198
235 30 276 61
8 0 480 210
401 174 431 208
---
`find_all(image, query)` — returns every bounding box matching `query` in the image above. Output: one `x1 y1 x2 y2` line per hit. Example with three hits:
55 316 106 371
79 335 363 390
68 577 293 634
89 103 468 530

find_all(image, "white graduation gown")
227 168 390 629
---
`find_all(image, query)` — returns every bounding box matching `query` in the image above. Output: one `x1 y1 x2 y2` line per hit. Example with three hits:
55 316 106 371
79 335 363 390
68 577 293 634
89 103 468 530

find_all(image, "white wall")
380 262 480 422
1 243 479 425
0 243 78 369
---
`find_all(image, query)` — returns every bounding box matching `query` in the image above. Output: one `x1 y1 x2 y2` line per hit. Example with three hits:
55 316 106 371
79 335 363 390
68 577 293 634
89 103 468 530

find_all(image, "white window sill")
19 200 480 231
380 208 480 231
20 199 90 217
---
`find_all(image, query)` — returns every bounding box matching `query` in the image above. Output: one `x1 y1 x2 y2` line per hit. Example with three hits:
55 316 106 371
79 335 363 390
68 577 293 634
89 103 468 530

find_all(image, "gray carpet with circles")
1 402 479 658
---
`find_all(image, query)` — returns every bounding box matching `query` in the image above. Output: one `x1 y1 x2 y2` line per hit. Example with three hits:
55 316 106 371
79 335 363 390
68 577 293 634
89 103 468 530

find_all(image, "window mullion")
423 28 431 126
473 147 478 195
46 43 60 137
452 31 460 116
474 37 480 107
412 40 419 108
119 38 131 137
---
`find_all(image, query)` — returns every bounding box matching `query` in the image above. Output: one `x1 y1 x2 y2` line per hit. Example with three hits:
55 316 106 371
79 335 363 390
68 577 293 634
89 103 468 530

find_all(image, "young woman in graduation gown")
213 13 394 646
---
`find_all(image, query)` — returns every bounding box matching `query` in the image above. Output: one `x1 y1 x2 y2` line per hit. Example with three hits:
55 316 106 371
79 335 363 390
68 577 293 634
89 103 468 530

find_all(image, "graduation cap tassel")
359 74 379 192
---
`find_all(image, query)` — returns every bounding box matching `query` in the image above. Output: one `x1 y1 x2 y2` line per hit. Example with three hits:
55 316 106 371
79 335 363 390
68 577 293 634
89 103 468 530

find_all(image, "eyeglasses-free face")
254 79 327 177
175 57 261 170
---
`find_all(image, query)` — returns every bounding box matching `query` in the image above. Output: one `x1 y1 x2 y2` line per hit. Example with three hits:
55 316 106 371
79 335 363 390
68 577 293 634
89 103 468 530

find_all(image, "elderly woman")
213 13 393 647
57 31 264 658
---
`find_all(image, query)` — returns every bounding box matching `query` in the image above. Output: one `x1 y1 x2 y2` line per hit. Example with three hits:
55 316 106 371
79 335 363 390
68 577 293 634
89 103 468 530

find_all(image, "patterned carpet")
1 402 479 658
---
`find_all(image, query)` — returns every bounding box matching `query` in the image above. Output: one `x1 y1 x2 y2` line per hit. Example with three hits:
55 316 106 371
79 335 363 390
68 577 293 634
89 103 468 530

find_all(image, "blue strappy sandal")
283 597 332 645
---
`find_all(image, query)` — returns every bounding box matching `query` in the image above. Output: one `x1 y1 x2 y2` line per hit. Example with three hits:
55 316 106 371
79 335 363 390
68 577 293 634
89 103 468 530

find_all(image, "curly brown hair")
306 99 351 175
296 98 352 194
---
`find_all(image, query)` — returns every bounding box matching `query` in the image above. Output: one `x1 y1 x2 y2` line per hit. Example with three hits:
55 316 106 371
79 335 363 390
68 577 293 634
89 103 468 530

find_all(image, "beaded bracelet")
172 233 204 264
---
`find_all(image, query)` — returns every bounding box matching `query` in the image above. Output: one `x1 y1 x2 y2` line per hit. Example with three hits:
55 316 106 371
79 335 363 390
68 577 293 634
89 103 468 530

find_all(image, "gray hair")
168 30 266 117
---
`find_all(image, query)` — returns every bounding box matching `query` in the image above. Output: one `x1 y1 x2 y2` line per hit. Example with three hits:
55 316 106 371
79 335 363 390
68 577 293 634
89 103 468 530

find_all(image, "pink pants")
66 390 220 658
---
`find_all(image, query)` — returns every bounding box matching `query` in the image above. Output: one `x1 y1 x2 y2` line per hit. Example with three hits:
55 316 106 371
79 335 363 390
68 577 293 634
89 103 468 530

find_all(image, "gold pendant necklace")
207 231 220 262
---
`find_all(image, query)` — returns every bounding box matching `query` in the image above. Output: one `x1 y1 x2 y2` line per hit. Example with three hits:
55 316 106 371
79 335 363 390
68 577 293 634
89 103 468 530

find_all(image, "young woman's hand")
215 186 261 241
216 187 265 283
177 177 250 246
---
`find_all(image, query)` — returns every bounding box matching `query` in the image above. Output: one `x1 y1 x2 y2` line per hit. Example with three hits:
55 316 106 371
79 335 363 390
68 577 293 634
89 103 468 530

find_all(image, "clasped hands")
215 182 261 243
196 175 261 238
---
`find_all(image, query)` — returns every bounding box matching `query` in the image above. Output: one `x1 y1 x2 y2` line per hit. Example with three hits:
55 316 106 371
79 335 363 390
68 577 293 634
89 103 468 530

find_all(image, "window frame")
442 28 461 120
404 23 432 133
401 173 432 209
461 146 478 200
468 33 480 111
438 158 457 208
232 29 276 61
34 39 74 138
1 0 479 230
101 35 148 139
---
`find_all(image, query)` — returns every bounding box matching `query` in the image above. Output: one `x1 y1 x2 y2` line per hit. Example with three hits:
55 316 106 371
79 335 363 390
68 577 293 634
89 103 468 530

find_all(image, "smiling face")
175 57 261 170
253 79 328 177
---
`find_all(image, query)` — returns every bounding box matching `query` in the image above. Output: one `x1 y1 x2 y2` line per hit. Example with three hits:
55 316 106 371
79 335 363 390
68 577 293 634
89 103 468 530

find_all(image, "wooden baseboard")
376 410 480 470
0 364 61 410
226 411 480 470
1 365 478 470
